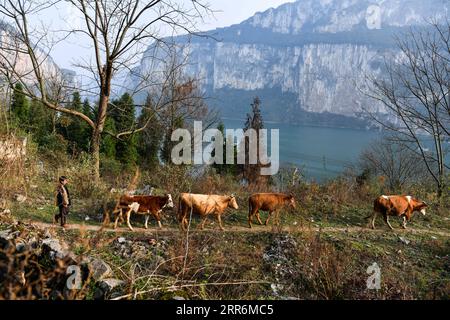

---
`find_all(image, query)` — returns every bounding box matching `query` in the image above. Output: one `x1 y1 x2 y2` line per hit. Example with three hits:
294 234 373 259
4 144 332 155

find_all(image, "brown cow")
369 195 427 230
248 193 296 228
113 194 174 231
178 193 239 231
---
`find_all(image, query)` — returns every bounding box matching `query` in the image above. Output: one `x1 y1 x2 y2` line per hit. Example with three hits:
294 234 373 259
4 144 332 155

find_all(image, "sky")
40 0 295 70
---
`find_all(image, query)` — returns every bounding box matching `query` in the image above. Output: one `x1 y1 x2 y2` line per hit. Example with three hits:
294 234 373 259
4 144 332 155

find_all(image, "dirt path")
31 221 450 237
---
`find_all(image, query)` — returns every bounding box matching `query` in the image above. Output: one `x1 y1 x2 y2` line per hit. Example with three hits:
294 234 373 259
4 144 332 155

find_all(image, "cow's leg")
126 209 134 231
200 216 208 230
113 209 121 229
248 207 260 229
370 211 377 229
156 210 163 229
265 211 272 226
181 206 189 230
256 211 264 225
383 214 394 230
144 215 150 229
248 202 253 228
401 215 407 229
181 205 189 230
217 214 225 231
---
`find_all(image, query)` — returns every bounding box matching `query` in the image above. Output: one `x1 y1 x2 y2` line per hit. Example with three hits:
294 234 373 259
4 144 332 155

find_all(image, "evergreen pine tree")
28 98 53 146
65 92 86 154
112 93 138 167
213 122 238 175
243 97 268 185
81 99 93 151
10 83 30 128
82 98 94 120
100 117 117 158
137 95 163 168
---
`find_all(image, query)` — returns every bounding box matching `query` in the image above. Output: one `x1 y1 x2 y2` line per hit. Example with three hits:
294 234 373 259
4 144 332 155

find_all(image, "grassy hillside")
1 138 449 300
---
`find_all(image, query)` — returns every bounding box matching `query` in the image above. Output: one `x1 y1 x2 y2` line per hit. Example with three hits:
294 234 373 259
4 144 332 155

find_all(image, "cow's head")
413 198 427 216
287 194 296 209
166 194 174 208
228 194 239 210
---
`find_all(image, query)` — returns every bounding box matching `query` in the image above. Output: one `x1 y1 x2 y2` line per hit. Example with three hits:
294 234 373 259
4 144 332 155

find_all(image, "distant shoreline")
220 117 381 132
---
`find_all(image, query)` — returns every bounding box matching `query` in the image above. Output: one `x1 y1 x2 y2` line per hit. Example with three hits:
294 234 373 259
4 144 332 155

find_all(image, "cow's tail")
365 198 381 219
177 196 183 222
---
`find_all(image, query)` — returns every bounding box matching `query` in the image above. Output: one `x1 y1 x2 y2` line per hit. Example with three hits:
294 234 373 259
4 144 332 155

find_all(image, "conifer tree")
243 97 268 185
65 92 86 154
137 95 163 168
10 83 29 127
112 93 138 167
28 98 53 146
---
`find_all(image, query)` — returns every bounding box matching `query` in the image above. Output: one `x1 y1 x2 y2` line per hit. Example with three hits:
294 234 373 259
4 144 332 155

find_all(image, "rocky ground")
1 201 449 300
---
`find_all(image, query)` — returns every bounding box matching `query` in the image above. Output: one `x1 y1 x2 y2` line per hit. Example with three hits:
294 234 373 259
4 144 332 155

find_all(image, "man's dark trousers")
56 205 69 226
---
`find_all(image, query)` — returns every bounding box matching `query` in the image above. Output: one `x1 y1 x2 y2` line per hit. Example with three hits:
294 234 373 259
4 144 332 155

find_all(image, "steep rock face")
182 41 387 116
246 0 448 34
130 0 449 125
0 22 72 89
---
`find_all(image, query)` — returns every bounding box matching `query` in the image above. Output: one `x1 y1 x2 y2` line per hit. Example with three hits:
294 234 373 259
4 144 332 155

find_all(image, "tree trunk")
90 93 109 182
91 129 101 182
437 179 444 199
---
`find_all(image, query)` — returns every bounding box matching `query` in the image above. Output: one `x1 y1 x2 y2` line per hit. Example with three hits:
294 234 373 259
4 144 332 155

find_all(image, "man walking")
55 176 71 227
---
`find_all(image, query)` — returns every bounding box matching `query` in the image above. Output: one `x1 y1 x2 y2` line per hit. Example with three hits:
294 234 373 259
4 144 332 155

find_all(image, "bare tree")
365 22 450 197
0 0 211 180
358 139 428 191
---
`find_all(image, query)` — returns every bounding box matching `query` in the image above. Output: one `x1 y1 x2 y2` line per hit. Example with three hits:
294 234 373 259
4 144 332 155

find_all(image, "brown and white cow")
248 193 296 228
369 195 427 230
113 194 174 231
178 193 239 231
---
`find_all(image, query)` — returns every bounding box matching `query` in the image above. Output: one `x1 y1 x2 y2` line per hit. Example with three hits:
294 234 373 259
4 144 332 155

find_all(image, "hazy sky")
44 0 295 69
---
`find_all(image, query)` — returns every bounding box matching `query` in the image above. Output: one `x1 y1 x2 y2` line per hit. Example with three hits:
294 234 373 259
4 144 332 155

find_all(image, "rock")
0 229 13 249
86 258 112 281
98 278 125 295
43 229 52 239
173 296 186 300
398 237 410 245
0 209 11 216
270 283 284 295
117 237 126 244
0 229 13 240
14 194 27 203
15 271 26 286
28 237 39 249
42 238 68 260
15 242 27 253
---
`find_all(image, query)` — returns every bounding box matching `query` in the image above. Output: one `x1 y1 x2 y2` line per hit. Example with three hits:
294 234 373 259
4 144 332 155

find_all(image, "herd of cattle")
111 192 428 232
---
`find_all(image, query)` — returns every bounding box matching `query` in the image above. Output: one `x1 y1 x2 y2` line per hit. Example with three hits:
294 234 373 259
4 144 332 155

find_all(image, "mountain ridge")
129 0 450 127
